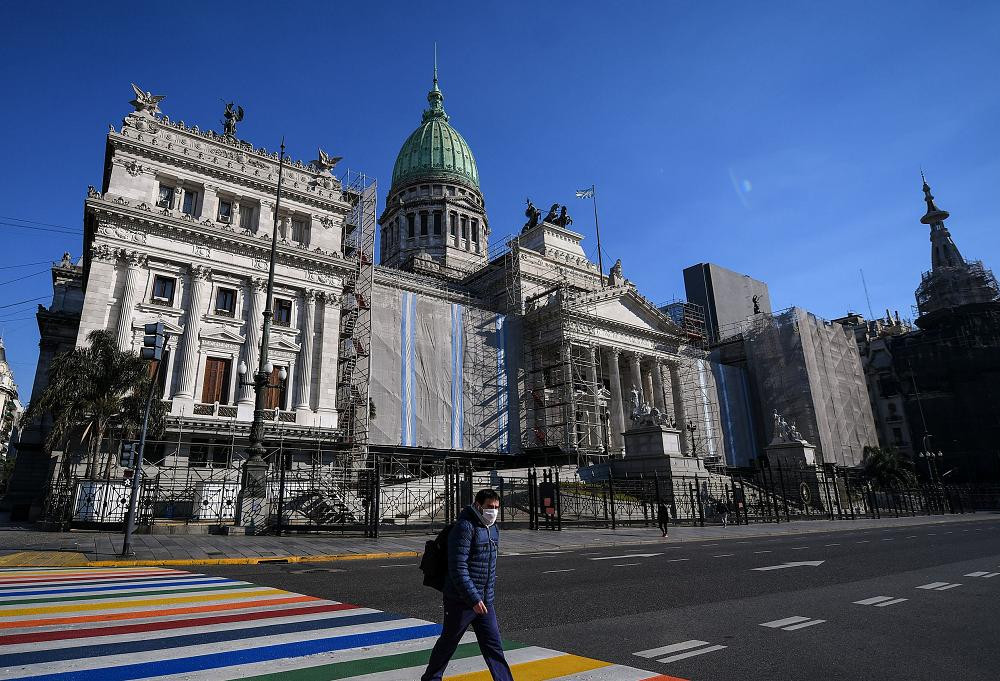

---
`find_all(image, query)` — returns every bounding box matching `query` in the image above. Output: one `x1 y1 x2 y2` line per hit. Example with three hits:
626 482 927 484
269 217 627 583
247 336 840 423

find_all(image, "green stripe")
239 640 528 680
0 582 255 606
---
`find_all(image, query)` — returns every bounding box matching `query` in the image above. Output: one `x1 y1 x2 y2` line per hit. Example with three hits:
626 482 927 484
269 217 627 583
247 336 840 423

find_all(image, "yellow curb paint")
0 551 88 567
0 587 286 616
84 551 420 568
444 653 611 681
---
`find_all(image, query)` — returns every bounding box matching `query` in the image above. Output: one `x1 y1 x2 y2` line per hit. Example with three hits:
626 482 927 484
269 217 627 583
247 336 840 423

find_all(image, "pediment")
587 287 680 335
131 318 183 335
269 336 301 353
199 326 246 345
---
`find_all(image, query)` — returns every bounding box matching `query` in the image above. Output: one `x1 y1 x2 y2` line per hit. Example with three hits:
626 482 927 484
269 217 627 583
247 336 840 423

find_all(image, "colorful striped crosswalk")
0 567 681 681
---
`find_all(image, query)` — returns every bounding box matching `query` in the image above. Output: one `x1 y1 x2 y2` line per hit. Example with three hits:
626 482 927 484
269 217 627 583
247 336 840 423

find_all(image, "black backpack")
419 522 455 591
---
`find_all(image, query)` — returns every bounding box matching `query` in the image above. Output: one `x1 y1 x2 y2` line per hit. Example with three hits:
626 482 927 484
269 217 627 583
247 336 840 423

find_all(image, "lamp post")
234 140 287 529
686 419 698 457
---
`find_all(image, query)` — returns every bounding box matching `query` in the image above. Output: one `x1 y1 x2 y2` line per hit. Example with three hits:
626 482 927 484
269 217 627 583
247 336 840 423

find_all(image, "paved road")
195 516 1000 681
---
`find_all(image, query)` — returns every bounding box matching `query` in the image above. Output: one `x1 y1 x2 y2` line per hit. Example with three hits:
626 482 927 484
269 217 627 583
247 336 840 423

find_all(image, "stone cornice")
85 196 351 279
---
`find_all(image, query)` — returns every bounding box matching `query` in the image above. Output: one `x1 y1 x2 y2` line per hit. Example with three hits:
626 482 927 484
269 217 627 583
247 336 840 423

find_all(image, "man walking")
422 489 513 681
657 501 671 537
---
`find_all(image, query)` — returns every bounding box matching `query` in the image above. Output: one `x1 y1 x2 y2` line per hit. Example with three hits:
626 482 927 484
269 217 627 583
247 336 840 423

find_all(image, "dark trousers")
422 597 513 681
658 517 669 535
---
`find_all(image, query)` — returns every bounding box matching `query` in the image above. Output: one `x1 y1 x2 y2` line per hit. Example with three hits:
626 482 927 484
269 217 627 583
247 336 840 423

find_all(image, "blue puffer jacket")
443 505 499 606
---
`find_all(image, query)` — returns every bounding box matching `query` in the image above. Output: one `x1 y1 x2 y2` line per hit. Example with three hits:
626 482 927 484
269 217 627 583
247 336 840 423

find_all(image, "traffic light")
120 441 137 468
141 322 165 361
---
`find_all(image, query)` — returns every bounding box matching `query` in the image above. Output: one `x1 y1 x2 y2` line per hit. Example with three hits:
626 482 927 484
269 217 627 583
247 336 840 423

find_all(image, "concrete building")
0 339 23 463
683 263 771 343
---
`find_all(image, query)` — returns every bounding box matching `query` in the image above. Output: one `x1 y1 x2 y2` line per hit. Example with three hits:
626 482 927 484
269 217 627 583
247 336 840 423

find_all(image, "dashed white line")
635 640 709 658
881 538 894 542
753 550 773 554
713 554 735 558
917 581 962 591
760 615 826 631
857 540 871 543
613 563 642 567
666 558 690 563
542 569 575 574
590 553 663 561
783 618 827 630
965 571 1000 578
875 598 908 607
824 543 841 547
855 596 895 605
659 644 728 663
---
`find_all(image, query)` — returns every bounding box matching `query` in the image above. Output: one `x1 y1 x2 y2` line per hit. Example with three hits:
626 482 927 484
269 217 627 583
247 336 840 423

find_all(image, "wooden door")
201 357 230 404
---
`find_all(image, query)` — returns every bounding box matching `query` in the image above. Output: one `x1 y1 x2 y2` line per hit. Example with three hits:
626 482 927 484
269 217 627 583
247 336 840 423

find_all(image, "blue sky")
2 1 999 400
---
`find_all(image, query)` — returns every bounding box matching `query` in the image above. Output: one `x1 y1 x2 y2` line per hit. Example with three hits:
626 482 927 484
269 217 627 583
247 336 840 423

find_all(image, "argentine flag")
575 187 594 199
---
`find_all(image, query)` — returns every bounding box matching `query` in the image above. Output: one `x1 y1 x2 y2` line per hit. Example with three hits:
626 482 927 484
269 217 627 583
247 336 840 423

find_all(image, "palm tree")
23 329 166 481
861 445 916 490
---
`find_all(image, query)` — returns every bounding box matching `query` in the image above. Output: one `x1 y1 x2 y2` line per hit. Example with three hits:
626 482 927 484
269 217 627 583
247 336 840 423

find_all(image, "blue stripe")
408 293 417 445
9 623 442 681
0 577 231 597
0 573 207 591
0 611 402 667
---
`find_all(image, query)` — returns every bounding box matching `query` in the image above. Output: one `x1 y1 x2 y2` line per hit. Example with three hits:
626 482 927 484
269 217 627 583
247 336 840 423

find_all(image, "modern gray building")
683 263 772 343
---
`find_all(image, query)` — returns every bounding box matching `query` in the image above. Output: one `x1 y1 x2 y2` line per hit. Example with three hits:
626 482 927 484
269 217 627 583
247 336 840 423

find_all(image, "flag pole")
591 185 605 288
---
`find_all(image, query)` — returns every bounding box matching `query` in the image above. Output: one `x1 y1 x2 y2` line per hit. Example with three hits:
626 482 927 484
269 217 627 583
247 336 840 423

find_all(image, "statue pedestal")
234 457 270 534
612 423 705 477
765 439 817 469
764 439 833 512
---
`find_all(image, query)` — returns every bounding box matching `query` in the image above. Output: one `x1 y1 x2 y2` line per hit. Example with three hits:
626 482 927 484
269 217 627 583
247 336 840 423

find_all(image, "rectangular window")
274 298 293 326
215 287 237 316
146 442 167 466
182 189 198 216
218 199 232 222
433 212 442 235
420 213 428 236
264 365 288 410
447 186 456 196
211 442 229 467
449 213 457 237
407 214 415 238
201 357 231 404
433 185 442 196
239 204 256 230
151 275 176 305
461 216 468 240
471 219 479 243
291 218 308 244
157 184 173 209
188 439 209 468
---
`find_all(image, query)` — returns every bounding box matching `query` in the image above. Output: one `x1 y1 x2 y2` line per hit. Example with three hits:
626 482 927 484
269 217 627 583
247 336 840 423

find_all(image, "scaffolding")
914 260 999 320
337 171 377 465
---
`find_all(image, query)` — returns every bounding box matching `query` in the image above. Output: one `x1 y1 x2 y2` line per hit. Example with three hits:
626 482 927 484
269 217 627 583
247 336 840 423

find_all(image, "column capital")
607 346 622 358
189 264 212 281
250 277 268 293
304 288 319 302
121 251 146 268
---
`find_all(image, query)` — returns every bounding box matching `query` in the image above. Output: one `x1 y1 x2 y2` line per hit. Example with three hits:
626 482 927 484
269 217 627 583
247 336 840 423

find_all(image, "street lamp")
234 139 288 528
918 449 944 484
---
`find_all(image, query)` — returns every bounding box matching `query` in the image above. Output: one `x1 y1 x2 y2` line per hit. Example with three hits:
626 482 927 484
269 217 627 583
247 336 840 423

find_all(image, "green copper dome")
391 76 479 190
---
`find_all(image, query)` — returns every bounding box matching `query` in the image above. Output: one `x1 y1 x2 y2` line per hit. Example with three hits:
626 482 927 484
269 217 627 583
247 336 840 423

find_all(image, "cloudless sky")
2 1 999 400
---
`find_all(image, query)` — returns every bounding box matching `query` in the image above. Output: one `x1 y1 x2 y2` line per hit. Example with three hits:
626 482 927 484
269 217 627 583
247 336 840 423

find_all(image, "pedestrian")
422 489 513 681
718 499 730 528
657 501 671 537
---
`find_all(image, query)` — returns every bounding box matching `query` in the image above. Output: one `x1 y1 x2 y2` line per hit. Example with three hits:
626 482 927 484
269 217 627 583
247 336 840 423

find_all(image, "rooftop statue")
222 101 245 137
129 83 165 116
554 205 573 228
608 258 624 287
523 199 541 232
311 148 342 174
753 294 761 314
543 203 560 224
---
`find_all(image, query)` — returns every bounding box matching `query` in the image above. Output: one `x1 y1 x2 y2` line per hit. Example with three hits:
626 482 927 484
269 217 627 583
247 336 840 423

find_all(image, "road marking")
823 543 840 547
965 571 1000 578
905 535 917 538
752 561 824 571
917 581 962 591
542 569 575 574
760 615 825 630
701 544 718 547
790 546 810 550
881 538 894 541
659 644 728 663
857 540 871 544
875 598 908 607
590 553 663 561
712 554 735 558
665 558 690 563
927 532 936 535
635 639 709 658
854 596 895 605
613 563 641 567
378 565 409 569
753 550 772 554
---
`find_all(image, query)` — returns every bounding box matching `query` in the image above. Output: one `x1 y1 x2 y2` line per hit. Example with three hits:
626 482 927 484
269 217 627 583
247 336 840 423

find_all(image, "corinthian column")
315 291 341 426
115 253 144 351
294 290 317 411
586 346 600 449
651 360 666 411
238 278 268 406
606 348 626 452
172 265 211 400
670 361 689 454
629 352 644 408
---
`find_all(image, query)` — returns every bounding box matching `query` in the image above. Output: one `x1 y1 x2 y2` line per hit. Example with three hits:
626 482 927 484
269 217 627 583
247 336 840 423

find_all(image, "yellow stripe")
445 653 611 681
0 568 176 579
0 552 88 567
0 587 286 617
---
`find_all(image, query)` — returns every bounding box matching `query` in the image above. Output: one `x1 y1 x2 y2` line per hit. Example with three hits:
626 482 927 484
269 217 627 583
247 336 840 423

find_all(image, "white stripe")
874 598 908 607
854 596 894 605
0 616 432 679
542 569 575 574
0 585 286 615
0 605 376 654
916 581 950 590
566 664 660 681
331 645 564 681
0 570 187 585
0 576 230 597
936 583 961 590
634 640 709 658
589 553 662 561
760 616 810 628
782 619 826 630
965 571 990 577
659 644 728 663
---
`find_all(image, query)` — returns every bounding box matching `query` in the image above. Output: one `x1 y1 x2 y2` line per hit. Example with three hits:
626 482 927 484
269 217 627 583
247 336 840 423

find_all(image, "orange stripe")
0 594 319 629
641 675 691 681
0 570 184 583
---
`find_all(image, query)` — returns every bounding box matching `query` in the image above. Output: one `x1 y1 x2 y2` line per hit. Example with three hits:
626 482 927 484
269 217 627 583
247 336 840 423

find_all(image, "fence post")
372 455 381 539
608 471 617 530
527 468 535 530
776 467 790 522
276 443 287 536
554 467 562 531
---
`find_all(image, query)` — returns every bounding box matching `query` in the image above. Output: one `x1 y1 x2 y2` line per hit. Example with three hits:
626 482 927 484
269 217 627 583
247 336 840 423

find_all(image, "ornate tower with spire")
378 60 489 276
914 176 999 323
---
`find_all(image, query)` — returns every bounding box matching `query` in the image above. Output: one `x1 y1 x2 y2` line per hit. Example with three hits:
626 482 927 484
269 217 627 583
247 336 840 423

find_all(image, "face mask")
481 508 499 526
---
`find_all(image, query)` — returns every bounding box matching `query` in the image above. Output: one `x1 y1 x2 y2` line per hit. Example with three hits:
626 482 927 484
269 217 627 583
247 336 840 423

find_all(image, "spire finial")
920 171 949 224
423 44 448 122
433 42 438 86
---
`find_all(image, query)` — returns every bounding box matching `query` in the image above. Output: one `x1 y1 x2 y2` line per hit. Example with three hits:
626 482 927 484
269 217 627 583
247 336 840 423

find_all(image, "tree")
23 329 166 480
861 445 916 490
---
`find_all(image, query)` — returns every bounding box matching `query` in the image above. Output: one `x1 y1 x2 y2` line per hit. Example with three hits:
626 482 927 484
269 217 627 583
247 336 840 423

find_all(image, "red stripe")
1 602 358 645
0 570 184 585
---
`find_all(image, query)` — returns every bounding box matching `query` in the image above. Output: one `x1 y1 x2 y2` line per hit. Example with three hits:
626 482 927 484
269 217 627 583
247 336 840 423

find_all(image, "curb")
85 551 421 568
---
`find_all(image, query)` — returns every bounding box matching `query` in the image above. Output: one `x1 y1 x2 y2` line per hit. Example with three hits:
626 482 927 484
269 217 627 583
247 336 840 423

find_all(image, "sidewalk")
0 512 994 567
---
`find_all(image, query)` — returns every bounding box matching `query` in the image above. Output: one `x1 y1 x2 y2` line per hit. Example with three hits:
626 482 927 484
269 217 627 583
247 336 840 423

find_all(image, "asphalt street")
199 515 1000 681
